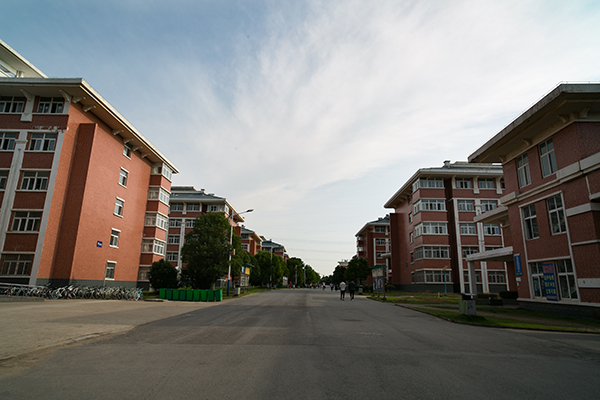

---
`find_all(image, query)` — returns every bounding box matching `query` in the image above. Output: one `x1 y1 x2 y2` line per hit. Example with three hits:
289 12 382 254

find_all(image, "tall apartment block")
384 161 506 293
164 186 244 271
260 239 287 261
0 40 178 288
355 215 390 283
469 83 600 315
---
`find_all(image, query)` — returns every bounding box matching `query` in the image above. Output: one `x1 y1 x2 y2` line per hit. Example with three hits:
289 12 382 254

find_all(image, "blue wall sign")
514 254 522 276
97 241 103 248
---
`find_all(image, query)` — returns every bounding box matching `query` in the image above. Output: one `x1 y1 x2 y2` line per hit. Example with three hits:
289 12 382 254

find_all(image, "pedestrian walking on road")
339 281 346 300
349 281 356 301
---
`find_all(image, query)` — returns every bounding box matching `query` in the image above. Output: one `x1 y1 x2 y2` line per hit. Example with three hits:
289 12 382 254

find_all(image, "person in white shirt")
339 281 346 300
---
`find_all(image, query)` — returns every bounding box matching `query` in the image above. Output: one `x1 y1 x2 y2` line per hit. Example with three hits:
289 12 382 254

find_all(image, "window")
138 267 150 281
1 254 33 276
410 252 414 263
169 219 182 228
547 195 566 234
12 211 41 231
186 219 195 228
376 252 385 259
462 246 479 258
460 223 476 235
414 246 450 260
114 198 124 217
167 252 179 262
488 271 506 284
187 203 200 212
29 133 56 151
168 235 180 244
208 205 220 212
105 262 116 279
414 270 452 283
374 226 386 233
0 96 26 113
21 171 49 190
485 246 502 251
142 239 166 255
539 138 557 177
123 143 131 158
0 171 7 189
110 229 120 247
463 270 482 283
483 224 500 235
522 204 538 240
241 234 249 240
516 153 531 188
412 177 444 192
530 262 545 298
145 213 168 230
456 178 472 189
414 222 447 236
408 212 412 224
458 200 474 212
414 199 446 213
409 232 414 243
478 178 495 189
148 187 171 204
37 97 64 113
152 163 173 181
0 132 17 150
481 200 498 212
242 244 249 252
376 238 387 246
171 203 183 212
556 259 578 300
119 168 128 187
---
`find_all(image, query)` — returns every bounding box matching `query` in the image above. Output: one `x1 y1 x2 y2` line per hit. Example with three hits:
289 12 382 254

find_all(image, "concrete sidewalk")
0 299 221 361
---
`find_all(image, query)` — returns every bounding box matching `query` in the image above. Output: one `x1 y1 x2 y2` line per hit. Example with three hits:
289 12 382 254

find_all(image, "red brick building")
240 226 262 255
355 215 390 283
163 186 245 271
469 83 600 316
0 40 178 288
384 161 507 293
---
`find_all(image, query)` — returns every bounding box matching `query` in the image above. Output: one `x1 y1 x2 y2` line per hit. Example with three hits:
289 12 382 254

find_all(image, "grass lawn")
366 291 461 305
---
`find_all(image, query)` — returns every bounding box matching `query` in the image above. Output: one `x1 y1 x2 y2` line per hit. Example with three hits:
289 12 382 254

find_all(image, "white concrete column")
467 260 478 295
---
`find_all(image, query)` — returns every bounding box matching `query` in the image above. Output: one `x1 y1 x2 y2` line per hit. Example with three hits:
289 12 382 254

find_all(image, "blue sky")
3 1 600 276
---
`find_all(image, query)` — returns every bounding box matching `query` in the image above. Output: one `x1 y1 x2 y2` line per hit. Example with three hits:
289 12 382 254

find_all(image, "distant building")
162 186 244 272
355 215 390 283
384 161 506 293
240 226 262 255
0 39 178 288
260 238 287 261
469 83 600 315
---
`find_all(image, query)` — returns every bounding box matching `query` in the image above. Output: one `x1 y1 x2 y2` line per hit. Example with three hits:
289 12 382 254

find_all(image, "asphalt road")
2 289 600 400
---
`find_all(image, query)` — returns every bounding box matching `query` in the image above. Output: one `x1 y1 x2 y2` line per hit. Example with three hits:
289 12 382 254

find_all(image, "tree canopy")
179 212 243 289
344 256 370 284
148 259 178 290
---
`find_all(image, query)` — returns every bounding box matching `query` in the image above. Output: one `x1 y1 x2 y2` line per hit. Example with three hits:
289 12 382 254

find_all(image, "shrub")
499 290 518 299
385 284 396 292
362 285 373 293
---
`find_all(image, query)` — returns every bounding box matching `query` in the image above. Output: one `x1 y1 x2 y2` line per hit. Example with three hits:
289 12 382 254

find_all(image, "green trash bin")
214 289 223 302
186 289 194 301
200 290 208 302
159 289 166 299
179 289 187 301
172 289 179 301
207 290 215 302
193 290 201 302
166 289 173 300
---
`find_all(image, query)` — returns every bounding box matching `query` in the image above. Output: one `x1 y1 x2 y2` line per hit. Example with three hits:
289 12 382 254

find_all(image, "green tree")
179 213 242 289
254 250 285 287
148 259 179 290
344 256 370 285
287 257 304 286
332 265 345 284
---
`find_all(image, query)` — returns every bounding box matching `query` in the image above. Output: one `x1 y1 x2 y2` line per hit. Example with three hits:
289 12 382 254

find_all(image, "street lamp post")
228 208 253 297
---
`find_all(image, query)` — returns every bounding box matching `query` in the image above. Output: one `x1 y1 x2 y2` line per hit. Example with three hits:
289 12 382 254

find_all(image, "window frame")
114 198 124 217
460 223 477 235
516 153 531 188
539 138 557 178
458 200 475 212
110 229 120 248
0 96 26 113
522 204 538 240
0 132 17 151
547 195 567 235
28 133 57 152
0 254 33 276
11 211 42 232
119 168 128 187
455 178 472 189
20 171 49 191
37 97 64 114
105 261 116 280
